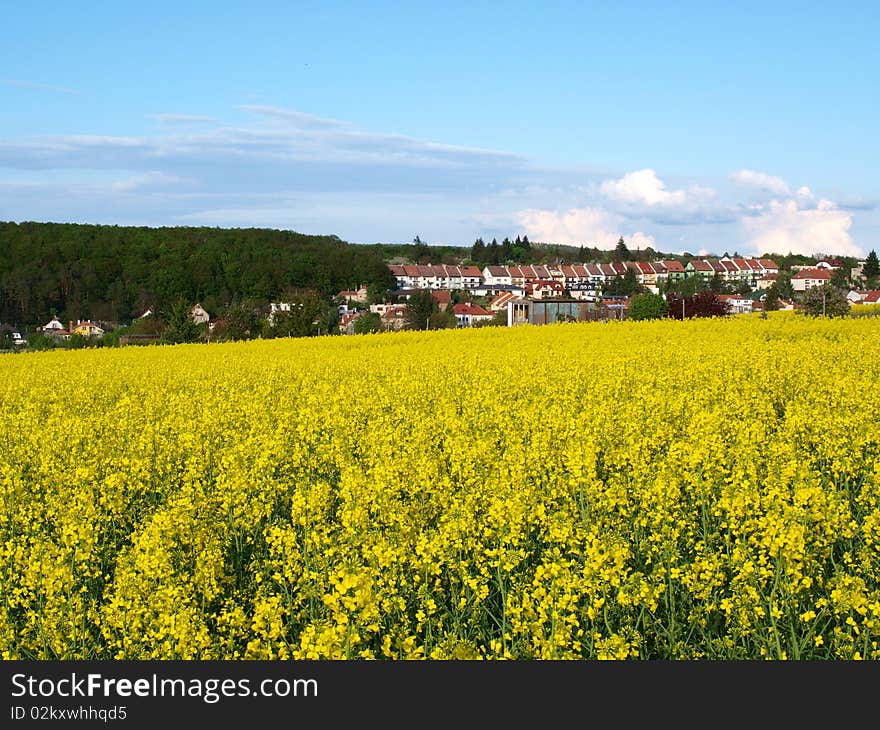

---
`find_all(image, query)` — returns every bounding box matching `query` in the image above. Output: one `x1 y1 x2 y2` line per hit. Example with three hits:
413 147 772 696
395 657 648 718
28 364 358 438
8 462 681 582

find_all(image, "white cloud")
146 113 217 124
515 206 654 248
729 169 790 196
108 171 189 192
0 79 78 94
600 168 714 208
743 198 860 257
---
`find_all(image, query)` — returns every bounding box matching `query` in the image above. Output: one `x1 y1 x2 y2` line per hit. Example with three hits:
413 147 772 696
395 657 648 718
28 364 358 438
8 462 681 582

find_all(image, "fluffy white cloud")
600 168 714 208
743 198 859 257
729 169 790 196
515 206 654 248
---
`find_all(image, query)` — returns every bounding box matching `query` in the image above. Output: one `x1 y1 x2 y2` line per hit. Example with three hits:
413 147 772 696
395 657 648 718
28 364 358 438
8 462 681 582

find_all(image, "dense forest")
0 222 396 328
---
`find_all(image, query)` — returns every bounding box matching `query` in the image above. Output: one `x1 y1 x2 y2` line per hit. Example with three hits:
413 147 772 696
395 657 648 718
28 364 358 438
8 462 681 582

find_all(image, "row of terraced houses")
388 256 780 292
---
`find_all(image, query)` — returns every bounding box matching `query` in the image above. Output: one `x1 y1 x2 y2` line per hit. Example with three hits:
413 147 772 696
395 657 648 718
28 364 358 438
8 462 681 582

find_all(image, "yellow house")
70 320 105 338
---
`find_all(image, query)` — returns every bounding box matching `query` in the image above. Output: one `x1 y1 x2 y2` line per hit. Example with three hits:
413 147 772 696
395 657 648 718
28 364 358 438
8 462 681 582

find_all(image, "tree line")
0 222 396 328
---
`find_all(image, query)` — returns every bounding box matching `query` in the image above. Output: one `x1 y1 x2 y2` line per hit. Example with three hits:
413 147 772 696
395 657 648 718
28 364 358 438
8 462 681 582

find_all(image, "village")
4 254 880 349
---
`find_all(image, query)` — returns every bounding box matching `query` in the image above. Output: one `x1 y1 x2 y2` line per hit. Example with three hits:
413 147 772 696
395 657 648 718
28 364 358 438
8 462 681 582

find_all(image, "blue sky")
1 1 877 256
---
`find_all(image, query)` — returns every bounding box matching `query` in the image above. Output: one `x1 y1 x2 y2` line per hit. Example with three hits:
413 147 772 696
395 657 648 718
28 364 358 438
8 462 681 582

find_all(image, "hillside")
0 222 396 327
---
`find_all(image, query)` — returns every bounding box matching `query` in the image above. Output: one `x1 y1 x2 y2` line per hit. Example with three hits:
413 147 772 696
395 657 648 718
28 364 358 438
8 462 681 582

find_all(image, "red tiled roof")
572 264 589 277
689 260 713 271
792 268 831 280
864 291 880 303
720 260 738 272
586 263 603 276
758 259 779 269
453 302 492 316
460 266 484 277
662 260 686 272
708 259 726 272
486 266 508 276
388 264 406 276
744 259 764 270
403 264 420 276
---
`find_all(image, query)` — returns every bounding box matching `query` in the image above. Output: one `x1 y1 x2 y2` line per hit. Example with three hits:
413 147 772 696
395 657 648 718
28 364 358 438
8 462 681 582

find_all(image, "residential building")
716 294 753 314
338 287 368 304
69 320 105 338
791 268 832 292
380 305 408 330
191 303 210 324
453 302 494 327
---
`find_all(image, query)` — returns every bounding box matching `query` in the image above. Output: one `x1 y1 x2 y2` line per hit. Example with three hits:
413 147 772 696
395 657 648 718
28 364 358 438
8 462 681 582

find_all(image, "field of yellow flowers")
2 313 879 660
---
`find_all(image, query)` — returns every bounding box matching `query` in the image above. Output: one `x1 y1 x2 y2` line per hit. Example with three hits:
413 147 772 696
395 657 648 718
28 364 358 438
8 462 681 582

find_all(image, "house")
661 260 687 281
863 290 880 304
791 268 832 292
816 259 843 270
69 320 104 338
380 305 408 331
756 273 778 290
847 289 866 304
527 280 565 299
489 291 522 311
452 302 494 327
431 289 453 310
686 259 714 279
716 294 753 314
191 303 210 324
757 259 779 276
42 316 66 332
268 302 292 326
338 287 368 304
482 266 512 286
338 311 363 334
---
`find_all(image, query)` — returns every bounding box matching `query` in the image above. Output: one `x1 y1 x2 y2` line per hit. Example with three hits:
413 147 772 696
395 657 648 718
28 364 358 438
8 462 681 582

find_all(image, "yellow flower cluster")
1 314 879 659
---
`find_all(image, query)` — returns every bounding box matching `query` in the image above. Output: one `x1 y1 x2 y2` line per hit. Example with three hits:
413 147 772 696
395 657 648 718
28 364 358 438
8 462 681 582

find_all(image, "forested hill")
0 222 396 327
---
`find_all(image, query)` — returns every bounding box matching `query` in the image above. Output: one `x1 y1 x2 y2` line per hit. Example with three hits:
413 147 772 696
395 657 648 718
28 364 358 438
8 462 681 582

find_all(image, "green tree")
603 268 642 297
863 249 880 280
267 289 326 338
830 267 849 290
628 293 669 321
798 283 850 318
763 283 781 312
352 311 382 334
775 271 794 300
161 299 201 344
411 236 430 263
428 309 456 329
404 289 436 330
471 238 486 262
613 236 630 262
366 282 390 306
212 299 262 341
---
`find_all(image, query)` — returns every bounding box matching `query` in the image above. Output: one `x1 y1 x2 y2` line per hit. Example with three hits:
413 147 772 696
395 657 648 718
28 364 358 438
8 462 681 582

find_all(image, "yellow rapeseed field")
2 314 879 660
